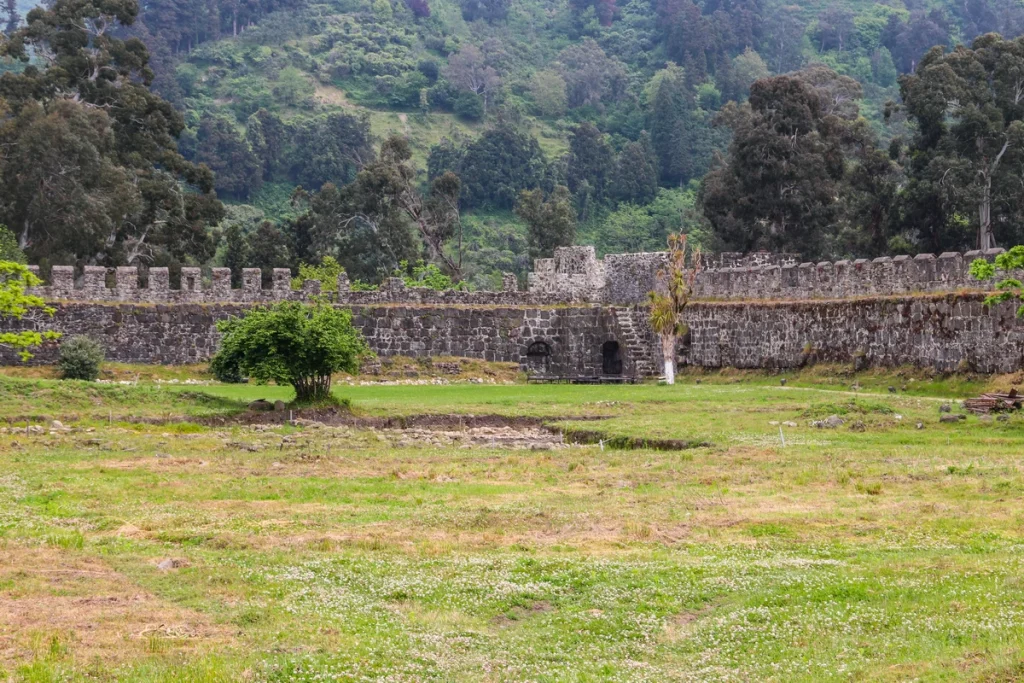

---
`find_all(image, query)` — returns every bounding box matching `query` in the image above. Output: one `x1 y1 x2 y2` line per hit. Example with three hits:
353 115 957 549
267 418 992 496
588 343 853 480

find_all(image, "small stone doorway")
602 341 622 375
526 341 551 374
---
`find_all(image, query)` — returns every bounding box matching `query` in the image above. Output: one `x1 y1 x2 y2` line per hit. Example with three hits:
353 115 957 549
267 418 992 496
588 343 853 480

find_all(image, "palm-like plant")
648 234 701 384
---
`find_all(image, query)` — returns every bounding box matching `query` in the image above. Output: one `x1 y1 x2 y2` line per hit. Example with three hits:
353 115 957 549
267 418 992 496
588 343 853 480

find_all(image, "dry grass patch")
0 546 234 669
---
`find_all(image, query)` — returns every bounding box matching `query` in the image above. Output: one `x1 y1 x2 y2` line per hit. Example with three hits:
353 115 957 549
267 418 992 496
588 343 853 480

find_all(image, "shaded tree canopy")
700 68 857 258
899 34 1024 251
516 185 577 260
0 0 223 266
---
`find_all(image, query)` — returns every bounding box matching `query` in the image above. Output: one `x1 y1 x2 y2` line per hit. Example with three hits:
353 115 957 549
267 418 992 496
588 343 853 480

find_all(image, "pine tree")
612 134 659 205
516 186 577 260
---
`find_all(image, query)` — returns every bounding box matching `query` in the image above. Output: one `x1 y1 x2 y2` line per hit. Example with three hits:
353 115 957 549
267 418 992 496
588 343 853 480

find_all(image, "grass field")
1 366 1023 681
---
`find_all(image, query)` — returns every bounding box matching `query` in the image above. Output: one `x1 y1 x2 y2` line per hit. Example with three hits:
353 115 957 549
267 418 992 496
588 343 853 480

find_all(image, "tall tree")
246 109 288 180
290 181 419 284
700 69 852 258
459 0 510 22
458 123 548 209
881 11 951 73
648 70 720 186
444 45 501 116
565 123 613 212
0 0 222 265
196 115 263 199
516 186 576 260
814 4 855 52
351 136 465 279
900 36 1024 250
291 112 374 191
612 133 660 205
556 40 627 109
247 220 293 285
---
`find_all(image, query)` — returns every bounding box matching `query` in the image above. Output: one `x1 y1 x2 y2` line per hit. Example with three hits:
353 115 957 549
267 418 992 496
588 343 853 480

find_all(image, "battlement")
23 247 1010 307
689 249 1009 301
24 266 566 306
526 246 1010 303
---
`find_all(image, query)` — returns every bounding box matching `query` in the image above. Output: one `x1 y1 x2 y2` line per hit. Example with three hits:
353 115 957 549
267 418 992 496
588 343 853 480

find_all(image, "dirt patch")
561 427 712 451
0 546 232 668
375 425 566 450
205 408 597 430
207 410 708 451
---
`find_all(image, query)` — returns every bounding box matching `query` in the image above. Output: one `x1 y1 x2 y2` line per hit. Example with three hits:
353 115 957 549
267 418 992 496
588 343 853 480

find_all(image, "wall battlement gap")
25 247 1008 307
25 266 555 306
526 246 1009 304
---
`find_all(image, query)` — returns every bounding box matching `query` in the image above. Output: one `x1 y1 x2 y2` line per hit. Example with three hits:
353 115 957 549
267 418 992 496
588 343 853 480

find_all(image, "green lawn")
1 370 1023 681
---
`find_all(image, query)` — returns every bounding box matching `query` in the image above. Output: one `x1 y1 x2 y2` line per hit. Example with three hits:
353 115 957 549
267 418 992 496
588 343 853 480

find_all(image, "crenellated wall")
525 246 1009 304
689 250 1011 301
25 247 1007 307
25 266 564 306
8 247 1024 375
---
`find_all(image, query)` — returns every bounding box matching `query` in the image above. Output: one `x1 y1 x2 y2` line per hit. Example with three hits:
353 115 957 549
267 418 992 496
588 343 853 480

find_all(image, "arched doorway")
526 340 551 374
602 340 622 375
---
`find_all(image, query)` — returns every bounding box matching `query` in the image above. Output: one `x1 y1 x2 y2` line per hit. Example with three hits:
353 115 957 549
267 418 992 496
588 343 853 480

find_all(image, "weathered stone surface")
11 247 1024 376
3 292 1024 374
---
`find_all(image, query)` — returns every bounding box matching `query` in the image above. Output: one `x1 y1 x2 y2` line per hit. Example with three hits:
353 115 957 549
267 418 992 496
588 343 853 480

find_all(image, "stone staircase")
612 306 658 377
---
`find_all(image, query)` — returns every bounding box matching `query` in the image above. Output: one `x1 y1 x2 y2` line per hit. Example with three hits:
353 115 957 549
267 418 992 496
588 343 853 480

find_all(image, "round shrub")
209 342 245 383
211 301 369 403
58 336 104 381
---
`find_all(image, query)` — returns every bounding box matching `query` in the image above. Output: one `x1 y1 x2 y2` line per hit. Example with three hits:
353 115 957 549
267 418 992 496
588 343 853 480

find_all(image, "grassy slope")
2 369 1024 680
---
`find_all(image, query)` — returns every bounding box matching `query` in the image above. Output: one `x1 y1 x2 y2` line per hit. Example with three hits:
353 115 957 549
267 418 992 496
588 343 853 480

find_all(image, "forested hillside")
4 0 1024 287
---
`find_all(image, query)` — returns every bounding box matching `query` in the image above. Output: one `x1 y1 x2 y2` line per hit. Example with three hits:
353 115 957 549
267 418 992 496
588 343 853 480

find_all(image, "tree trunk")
979 173 996 250
293 374 332 403
662 335 675 385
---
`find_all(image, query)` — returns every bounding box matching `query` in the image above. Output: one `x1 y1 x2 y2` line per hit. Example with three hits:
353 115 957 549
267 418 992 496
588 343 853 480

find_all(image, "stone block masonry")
0 302 643 377
9 247 1024 374
683 294 1024 374
26 266 555 306
4 293 1023 374
526 246 1014 303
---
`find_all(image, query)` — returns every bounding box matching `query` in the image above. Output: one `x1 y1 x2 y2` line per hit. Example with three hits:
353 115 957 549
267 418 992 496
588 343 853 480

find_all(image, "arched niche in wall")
526 340 552 374
602 340 622 375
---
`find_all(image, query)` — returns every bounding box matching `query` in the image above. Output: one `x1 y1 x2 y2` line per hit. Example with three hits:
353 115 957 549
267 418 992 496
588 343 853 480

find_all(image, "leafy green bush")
209 343 245 383
453 91 483 120
1 261 59 361
58 336 104 381
350 280 379 291
394 260 459 290
211 301 370 403
971 246 1024 316
292 256 344 293
0 225 26 263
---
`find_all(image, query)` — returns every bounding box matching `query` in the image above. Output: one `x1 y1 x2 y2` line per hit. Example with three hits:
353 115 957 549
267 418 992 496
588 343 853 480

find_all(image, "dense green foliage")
0 0 224 269
57 336 105 381
0 261 59 360
8 0 1024 282
212 301 369 401
971 245 1024 316
0 226 25 263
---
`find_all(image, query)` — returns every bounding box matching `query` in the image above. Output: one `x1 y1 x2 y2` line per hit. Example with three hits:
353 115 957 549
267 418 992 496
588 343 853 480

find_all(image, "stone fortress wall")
24 246 1008 306
527 246 1010 303
25 265 559 306
7 245 1024 375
